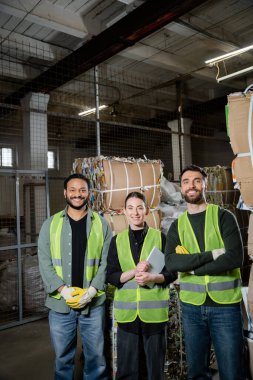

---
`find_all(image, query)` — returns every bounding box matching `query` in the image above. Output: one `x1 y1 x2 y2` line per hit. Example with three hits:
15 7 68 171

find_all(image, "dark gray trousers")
116 327 166 380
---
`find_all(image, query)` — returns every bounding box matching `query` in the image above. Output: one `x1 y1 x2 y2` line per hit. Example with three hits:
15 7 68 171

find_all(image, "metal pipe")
94 66 101 156
176 81 183 173
15 172 23 322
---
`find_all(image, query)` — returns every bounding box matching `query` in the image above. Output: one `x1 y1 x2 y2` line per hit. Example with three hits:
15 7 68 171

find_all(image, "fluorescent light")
217 66 253 82
78 105 108 116
205 44 253 66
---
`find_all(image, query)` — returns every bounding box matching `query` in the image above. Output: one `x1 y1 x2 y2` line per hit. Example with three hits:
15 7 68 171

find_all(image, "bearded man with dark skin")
165 164 246 380
38 173 112 380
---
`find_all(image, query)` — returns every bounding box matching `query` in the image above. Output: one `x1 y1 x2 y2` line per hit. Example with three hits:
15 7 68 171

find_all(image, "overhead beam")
5 0 208 105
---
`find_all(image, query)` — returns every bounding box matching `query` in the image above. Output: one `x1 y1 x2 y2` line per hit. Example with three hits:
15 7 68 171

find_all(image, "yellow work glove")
60 285 76 300
175 246 194 274
66 287 87 309
176 245 189 254
66 286 97 309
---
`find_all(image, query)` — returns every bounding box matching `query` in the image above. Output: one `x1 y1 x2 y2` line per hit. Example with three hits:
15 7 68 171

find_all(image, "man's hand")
212 248 225 260
135 272 154 286
66 286 97 309
136 261 150 272
59 285 75 300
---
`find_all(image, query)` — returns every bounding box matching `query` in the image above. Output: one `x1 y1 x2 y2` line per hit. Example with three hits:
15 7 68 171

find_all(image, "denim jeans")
181 302 245 380
49 305 107 380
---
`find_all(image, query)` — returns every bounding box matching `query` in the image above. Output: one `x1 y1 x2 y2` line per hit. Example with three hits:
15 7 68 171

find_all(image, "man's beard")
65 196 88 210
183 191 205 204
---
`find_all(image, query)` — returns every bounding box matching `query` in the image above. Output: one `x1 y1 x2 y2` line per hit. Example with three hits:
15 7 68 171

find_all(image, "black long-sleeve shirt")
106 223 177 334
165 207 244 306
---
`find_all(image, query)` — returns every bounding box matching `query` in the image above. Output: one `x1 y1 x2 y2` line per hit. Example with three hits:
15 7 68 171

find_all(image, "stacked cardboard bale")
103 210 161 235
72 156 163 233
227 86 253 207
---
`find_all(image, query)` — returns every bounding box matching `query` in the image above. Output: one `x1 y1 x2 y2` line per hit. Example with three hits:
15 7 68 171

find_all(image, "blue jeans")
49 305 107 380
181 302 245 380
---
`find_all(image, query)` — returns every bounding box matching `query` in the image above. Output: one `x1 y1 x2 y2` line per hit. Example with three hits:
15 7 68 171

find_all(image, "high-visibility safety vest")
114 228 169 323
178 204 242 305
49 210 104 299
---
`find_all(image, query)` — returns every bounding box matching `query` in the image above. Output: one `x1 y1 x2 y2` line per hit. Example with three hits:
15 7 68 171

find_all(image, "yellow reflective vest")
49 210 104 299
114 227 169 323
178 204 242 305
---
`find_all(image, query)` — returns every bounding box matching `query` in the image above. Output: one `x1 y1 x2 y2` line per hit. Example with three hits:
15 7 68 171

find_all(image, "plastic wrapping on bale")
23 254 46 313
158 176 186 235
0 254 46 312
204 165 239 206
73 156 162 211
0 258 18 311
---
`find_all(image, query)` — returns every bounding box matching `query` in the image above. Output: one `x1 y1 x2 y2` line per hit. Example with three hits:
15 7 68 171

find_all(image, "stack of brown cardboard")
227 86 253 207
103 209 161 236
72 155 162 235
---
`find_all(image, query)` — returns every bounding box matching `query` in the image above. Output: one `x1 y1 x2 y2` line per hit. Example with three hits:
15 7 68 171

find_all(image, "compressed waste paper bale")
227 89 253 154
0 258 18 311
73 156 162 211
103 209 160 235
233 156 253 208
204 165 239 206
23 254 46 312
158 176 186 235
0 253 46 312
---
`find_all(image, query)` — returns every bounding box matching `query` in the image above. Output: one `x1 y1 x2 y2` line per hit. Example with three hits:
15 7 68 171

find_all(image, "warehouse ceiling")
0 0 253 119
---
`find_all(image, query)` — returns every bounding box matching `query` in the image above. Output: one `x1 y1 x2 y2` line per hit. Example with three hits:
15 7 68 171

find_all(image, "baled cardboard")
227 91 253 154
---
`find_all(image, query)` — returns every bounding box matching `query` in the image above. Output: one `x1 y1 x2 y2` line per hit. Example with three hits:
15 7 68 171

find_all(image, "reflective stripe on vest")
178 204 242 305
114 228 169 323
49 210 104 299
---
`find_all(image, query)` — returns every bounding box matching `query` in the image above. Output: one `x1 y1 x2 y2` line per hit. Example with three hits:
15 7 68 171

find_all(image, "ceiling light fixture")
217 66 253 83
205 44 253 66
78 105 108 116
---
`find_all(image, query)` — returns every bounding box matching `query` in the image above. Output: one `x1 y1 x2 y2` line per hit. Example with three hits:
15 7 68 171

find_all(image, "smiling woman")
124 192 148 231
106 190 177 380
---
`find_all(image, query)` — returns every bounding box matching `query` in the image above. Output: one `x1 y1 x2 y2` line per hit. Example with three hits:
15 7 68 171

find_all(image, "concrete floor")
0 318 55 380
0 318 220 380
0 318 84 380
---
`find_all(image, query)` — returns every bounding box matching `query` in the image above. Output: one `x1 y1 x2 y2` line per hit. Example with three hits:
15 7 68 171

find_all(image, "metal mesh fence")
0 171 48 329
